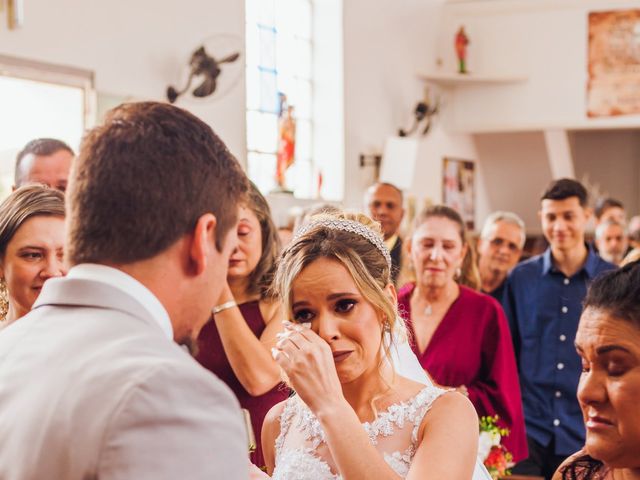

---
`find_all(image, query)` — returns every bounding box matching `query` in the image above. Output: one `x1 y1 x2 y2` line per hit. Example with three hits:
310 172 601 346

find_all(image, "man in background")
504 178 615 480
365 182 405 284
594 220 628 266
622 215 640 265
476 211 525 301
593 197 626 226
0 102 249 479
14 137 74 192
628 215 640 250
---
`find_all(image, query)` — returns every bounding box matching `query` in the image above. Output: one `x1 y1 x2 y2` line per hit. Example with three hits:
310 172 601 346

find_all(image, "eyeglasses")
489 237 521 253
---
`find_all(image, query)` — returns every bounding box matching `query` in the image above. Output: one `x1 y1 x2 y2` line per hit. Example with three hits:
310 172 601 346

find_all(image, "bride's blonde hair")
273 211 403 372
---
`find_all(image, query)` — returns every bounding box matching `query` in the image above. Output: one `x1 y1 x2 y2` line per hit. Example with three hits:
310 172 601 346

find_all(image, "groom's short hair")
67 101 248 265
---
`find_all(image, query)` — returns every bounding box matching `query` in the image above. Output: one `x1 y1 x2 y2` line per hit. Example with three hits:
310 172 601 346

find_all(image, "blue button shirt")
502 247 615 456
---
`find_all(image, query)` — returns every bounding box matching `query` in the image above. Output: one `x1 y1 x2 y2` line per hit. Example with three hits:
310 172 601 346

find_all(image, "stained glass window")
245 0 315 197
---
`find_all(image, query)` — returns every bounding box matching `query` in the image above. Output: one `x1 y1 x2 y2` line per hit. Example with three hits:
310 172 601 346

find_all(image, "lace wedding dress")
272 385 446 479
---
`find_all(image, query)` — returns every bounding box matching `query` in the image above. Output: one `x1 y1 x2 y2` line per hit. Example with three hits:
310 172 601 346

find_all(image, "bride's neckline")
297 385 435 427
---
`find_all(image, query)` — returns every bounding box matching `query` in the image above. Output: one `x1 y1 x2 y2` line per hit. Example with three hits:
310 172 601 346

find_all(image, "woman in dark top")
196 182 287 468
554 261 640 480
397 205 527 462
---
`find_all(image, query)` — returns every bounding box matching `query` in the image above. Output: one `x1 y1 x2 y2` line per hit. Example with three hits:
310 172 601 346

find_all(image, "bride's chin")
335 365 361 384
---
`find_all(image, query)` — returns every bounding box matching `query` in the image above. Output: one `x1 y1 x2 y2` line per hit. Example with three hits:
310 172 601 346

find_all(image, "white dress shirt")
67 263 173 340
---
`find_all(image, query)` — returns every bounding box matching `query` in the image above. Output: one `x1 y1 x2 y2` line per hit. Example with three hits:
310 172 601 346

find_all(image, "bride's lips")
332 351 353 363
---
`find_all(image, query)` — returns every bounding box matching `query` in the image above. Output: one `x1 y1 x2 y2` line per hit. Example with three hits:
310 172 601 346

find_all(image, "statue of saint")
455 27 470 74
275 93 296 192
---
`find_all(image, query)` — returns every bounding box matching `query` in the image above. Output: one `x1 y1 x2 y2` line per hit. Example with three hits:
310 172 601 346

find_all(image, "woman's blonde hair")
273 211 402 370
411 205 480 290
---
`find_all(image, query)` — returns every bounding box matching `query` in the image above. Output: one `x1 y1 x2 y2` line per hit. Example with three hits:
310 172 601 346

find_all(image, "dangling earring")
455 267 462 280
382 315 391 333
0 278 8 321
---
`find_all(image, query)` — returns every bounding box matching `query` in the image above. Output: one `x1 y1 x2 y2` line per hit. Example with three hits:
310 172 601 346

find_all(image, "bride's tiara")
292 218 392 270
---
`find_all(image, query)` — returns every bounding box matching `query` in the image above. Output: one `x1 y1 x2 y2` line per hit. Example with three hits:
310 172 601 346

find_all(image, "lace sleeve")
410 386 450 443
274 397 298 459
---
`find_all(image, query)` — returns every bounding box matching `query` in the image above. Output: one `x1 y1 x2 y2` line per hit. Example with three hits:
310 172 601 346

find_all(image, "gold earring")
0 279 8 321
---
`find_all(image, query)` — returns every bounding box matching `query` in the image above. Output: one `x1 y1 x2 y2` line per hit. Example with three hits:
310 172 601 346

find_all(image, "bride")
254 212 487 479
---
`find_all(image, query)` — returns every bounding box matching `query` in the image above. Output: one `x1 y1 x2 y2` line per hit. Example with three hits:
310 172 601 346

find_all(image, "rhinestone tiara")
292 218 392 270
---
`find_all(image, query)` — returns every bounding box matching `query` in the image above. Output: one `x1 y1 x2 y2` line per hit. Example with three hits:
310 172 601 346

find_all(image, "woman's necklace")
416 284 459 318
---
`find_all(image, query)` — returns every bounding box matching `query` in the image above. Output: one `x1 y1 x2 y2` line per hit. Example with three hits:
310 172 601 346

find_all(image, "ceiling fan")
167 35 242 104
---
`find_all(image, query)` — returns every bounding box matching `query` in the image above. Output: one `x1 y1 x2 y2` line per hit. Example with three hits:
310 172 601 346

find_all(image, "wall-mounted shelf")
417 71 528 87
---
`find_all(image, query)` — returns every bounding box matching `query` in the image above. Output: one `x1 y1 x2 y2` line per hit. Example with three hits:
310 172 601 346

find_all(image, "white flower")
477 431 502 461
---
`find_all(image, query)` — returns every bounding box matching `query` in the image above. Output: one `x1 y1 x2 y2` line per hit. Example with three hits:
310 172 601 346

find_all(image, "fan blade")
193 76 217 97
166 72 195 103
218 52 240 64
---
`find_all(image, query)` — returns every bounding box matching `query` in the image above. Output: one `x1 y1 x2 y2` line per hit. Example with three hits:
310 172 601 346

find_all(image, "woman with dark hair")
0 185 66 329
554 261 640 480
196 182 288 468
397 205 528 462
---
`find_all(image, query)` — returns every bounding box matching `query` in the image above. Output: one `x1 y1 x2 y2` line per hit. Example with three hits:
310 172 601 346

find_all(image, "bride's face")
291 257 385 383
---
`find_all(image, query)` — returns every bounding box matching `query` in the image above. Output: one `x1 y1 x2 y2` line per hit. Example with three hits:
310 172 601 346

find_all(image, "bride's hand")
271 322 345 416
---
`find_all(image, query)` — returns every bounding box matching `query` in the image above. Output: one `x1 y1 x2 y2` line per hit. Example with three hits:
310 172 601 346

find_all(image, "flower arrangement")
478 415 513 479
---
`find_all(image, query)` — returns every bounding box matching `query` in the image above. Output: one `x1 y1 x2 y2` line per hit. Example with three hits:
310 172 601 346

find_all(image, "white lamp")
379 136 419 190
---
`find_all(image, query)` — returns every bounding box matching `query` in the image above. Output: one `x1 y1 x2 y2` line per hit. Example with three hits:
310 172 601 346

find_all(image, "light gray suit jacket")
0 276 248 479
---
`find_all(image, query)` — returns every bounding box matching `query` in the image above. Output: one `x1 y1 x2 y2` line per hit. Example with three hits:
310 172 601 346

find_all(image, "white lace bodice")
272 385 448 480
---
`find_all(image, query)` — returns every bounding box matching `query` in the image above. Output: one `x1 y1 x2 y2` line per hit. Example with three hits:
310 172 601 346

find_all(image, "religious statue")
275 93 296 192
455 26 470 74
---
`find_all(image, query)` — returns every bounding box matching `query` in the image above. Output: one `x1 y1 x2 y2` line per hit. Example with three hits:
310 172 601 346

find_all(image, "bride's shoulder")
264 398 291 434
414 385 477 441
262 398 295 473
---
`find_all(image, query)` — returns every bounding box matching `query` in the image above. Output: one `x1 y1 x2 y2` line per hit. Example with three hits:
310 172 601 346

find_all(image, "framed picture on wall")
442 157 475 230
587 9 640 117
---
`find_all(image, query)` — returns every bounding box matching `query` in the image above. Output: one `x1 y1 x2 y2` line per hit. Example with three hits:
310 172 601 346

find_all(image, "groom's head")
66 102 248 342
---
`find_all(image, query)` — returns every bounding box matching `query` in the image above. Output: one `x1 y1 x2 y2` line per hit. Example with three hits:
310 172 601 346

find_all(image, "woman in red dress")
397 205 528 462
196 182 288 468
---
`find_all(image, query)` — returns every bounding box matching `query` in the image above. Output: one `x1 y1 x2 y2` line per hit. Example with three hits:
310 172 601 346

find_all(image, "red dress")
397 283 528 462
196 300 289 468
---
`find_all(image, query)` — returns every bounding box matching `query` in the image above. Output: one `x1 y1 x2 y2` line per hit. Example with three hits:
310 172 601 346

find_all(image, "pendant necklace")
424 304 433 316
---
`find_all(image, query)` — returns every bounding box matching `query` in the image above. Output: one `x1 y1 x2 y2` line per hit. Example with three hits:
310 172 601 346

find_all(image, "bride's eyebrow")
292 292 360 308
327 292 359 300
292 300 311 309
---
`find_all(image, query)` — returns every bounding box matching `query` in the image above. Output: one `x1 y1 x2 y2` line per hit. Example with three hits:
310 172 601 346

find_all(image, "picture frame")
442 157 475 230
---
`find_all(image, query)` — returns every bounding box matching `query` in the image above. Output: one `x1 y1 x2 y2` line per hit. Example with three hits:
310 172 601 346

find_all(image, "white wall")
342 0 448 209
436 0 640 133
474 132 553 234
571 130 640 216
0 0 247 159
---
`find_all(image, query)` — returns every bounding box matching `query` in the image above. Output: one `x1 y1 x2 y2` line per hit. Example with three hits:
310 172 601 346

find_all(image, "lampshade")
379 136 419 190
